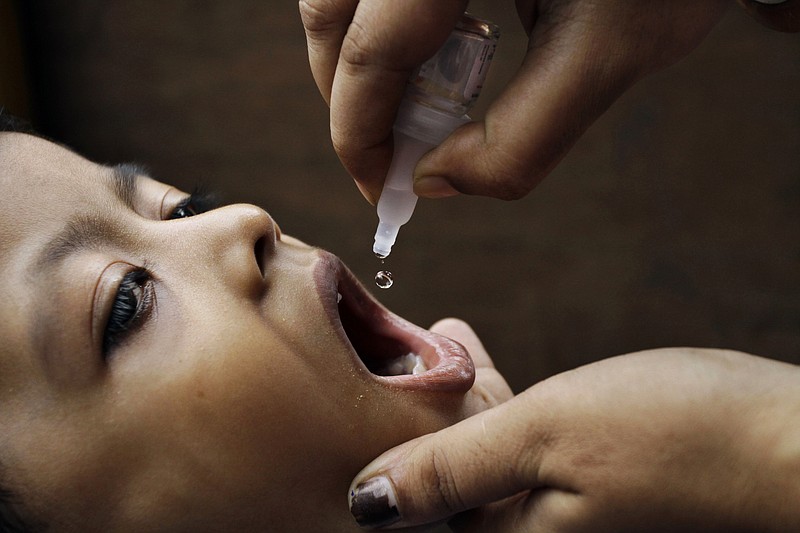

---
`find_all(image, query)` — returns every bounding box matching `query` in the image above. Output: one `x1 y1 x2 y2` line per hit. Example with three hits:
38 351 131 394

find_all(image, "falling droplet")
375 270 394 289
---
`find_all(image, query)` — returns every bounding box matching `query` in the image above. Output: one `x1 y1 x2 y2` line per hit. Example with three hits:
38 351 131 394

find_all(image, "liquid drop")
375 270 394 289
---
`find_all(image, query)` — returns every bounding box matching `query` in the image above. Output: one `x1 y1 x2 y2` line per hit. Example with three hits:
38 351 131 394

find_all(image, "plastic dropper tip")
372 241 392 259
373 221 399 259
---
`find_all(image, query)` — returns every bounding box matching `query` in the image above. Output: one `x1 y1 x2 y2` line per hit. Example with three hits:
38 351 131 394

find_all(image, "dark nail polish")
349 476 401 528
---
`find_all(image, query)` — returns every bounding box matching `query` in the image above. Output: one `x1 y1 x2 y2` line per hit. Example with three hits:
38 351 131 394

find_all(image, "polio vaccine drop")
374 270 394 289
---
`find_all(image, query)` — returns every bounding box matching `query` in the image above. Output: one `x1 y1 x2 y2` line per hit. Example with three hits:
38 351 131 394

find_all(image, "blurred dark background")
3 1 798 392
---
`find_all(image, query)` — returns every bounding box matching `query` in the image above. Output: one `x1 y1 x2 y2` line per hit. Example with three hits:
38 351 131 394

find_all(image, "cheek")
112 316 354 488
101 303 474 526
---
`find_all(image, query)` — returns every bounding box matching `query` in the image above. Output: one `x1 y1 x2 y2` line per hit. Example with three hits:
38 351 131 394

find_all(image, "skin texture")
0 132 511 532
352 348 800 532
300 0 734 204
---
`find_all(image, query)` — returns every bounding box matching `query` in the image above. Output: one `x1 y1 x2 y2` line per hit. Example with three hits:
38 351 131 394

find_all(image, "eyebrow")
111 162 144 209
33 163 147 270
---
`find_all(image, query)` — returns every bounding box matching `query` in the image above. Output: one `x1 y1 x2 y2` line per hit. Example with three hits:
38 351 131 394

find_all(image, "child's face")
0 133 494 531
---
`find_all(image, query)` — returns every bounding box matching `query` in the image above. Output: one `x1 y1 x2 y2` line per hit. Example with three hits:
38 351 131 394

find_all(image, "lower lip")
313 251 475 393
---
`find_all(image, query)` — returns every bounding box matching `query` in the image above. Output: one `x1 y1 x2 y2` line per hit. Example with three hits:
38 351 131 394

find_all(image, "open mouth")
337 287 427 377
315 252 475 392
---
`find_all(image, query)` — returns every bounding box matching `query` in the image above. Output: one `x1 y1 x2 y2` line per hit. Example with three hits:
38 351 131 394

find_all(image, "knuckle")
298 0 340 36
337 9 451 73
498 177 533 201
339 19 378 69
485 166 533 201
467 119 559 201
426 448 467 515
478 148 540 201
461 143 536 200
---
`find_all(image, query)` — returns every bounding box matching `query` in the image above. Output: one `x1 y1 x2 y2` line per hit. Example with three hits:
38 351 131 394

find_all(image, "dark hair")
0 109 43 532
0 110 35 134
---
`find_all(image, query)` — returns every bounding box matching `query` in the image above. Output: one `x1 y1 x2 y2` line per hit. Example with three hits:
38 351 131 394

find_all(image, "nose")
164 203 277 297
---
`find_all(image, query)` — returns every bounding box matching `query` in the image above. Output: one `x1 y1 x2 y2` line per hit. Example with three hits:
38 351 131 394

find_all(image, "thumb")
348 391 546 529
413 2 727 201
413 31 637 201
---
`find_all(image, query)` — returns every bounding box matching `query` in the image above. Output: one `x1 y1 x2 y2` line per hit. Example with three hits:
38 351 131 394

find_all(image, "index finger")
328 0 466 203
299 0 359 105
348 387 552 528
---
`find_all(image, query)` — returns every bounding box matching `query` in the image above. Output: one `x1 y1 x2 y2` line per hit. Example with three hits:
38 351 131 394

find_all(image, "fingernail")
414 176 458 198
349 476 401 529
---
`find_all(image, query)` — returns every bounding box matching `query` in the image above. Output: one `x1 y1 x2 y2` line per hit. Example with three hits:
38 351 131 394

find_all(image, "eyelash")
168 188 219 220
102 189 220 358
102 268 153 357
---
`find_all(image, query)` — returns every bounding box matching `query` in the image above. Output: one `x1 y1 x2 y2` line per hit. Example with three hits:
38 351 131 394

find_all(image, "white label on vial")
463 41 496 101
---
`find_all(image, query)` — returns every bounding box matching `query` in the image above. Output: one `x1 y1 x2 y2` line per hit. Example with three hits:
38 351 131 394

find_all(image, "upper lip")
313 251 475 393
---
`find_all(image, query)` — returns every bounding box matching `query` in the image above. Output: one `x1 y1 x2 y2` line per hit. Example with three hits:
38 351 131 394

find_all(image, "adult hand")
300 0 732 203
348 348 800 531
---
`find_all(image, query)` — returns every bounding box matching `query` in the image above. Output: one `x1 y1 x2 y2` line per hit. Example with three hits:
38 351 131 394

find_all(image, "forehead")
0 133 114 251
0 133 111 373
0 131 105 204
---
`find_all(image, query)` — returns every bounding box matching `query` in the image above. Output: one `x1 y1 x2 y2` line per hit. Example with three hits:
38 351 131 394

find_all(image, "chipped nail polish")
349 476 400 528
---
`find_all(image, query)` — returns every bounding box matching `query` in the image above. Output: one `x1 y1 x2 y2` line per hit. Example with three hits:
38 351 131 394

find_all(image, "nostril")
254 236 267 278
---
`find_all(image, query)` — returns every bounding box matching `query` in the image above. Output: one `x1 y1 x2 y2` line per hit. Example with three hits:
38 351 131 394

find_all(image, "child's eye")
168 189 220 220
169 198 198 219
103 269 153 357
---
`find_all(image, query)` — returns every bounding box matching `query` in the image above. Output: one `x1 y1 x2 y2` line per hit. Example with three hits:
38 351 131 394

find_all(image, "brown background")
7 1 800 392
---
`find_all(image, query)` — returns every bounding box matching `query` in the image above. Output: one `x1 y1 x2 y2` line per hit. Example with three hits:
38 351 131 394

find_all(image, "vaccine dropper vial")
372 13 500 259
